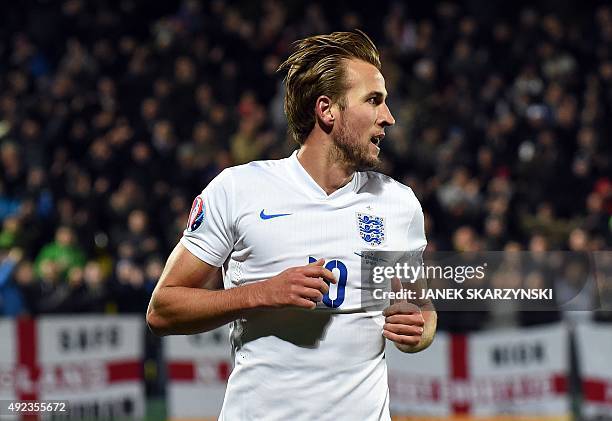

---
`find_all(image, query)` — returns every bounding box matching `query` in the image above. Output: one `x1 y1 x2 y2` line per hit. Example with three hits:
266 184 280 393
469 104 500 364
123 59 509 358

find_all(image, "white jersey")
181 151 426 421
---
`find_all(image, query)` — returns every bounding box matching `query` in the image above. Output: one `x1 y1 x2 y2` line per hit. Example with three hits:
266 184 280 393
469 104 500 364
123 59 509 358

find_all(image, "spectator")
112 259 150 313
0 248 25 316
12 259 39 314
80 260 111 312
34 225 86 282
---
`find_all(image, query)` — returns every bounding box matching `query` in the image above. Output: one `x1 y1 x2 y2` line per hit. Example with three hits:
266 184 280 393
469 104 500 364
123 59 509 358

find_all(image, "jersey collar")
286 150 362 200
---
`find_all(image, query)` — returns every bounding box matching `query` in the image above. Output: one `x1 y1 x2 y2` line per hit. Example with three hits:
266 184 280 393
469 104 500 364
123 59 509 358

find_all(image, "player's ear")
315 95 334 131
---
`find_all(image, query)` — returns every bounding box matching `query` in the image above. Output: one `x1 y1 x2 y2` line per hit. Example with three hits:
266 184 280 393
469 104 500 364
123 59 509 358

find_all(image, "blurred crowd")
0 0 610 328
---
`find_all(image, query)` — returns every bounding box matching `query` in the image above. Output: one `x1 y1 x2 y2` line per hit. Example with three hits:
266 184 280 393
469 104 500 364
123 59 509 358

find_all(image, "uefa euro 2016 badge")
356 213 385 246
187 196 206 232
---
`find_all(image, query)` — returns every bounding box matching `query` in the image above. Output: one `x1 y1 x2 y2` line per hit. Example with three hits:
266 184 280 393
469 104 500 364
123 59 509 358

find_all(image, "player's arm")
147 242 251 336
383 197 437 353
146 243 336 336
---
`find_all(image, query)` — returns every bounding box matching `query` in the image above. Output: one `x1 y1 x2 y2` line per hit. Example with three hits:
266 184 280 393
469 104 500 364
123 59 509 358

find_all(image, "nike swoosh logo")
260 209 292 220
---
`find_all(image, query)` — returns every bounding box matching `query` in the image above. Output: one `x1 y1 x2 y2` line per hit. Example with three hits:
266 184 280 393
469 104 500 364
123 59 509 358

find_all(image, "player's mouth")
370 134 385 147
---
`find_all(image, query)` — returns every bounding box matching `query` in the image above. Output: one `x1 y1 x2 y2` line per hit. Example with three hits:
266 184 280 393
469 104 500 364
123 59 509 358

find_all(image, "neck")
296 141 355 196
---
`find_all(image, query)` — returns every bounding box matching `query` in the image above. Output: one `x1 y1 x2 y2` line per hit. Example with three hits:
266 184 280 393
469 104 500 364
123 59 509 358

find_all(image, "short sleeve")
407 193 428 252
393 196 427 283
180 169 235 267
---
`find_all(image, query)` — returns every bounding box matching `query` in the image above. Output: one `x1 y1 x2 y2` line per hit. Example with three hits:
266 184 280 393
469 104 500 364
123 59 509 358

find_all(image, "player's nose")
379 103 395 127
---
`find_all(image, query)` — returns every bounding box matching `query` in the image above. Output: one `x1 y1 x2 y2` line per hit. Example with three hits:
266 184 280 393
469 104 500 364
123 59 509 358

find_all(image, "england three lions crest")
357 213 385 246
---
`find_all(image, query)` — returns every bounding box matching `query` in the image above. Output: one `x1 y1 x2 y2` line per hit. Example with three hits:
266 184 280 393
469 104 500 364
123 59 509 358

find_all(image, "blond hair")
277 30 381 144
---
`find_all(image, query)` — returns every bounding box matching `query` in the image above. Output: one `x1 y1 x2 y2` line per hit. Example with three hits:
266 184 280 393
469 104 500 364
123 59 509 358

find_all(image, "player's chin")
360 153 381 171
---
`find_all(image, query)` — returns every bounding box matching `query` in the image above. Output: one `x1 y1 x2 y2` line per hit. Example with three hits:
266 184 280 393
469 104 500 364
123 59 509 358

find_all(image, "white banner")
165 325 232 420
575 321 612 419
467 323 569 416
0 316 145 420
0 319 18 401
388 332 450 416
387 324 570 417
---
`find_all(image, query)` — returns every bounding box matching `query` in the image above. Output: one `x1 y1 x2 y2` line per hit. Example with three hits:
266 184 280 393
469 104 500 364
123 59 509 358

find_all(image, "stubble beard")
330 118 380 172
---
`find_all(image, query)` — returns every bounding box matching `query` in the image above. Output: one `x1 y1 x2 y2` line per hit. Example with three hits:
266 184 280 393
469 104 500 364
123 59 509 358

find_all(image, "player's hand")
382 278 424 350
255 259 337 310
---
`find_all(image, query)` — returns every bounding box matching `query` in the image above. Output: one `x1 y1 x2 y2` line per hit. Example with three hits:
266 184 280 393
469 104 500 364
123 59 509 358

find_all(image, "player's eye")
368 97 377 104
